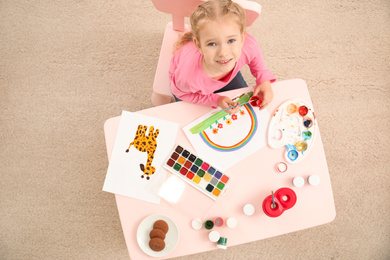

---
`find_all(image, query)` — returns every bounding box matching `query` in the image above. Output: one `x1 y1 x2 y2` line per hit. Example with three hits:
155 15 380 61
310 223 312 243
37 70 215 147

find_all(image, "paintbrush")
189 92 252 134
271 190 275 209
212 101 249 114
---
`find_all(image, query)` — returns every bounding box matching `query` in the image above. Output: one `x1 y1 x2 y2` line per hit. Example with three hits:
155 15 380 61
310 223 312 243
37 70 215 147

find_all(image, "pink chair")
150 0 262 106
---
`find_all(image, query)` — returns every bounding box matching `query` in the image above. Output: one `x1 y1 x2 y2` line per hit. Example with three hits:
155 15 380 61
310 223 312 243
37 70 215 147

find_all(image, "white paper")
183 103 270 171
103 111 178 204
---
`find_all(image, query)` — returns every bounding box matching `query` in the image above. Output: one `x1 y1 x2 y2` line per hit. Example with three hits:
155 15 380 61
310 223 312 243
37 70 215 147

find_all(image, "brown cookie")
149 237 165 252
153 220 169 234
149 228 166 240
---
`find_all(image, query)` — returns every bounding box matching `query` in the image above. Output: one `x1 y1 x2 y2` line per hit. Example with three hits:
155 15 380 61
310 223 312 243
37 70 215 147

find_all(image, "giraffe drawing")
126 125 160 180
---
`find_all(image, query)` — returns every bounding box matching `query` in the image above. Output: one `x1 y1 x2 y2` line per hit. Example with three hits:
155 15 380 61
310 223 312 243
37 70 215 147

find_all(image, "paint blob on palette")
164 145 230 200
268 99 317 163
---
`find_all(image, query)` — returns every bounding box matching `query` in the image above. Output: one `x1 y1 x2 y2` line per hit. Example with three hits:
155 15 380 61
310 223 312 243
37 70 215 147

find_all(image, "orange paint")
177 156 185 164
212 189 221 197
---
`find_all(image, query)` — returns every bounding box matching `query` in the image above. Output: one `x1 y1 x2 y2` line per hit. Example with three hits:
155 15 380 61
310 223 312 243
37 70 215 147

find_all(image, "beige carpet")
1 0 389 259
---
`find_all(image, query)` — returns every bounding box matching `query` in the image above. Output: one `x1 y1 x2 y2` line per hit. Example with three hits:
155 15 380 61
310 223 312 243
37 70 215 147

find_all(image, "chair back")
151 0 261 32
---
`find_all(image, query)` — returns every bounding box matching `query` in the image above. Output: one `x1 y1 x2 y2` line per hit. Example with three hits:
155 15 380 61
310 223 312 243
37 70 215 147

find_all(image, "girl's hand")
253 81 273 110
218 96 240 114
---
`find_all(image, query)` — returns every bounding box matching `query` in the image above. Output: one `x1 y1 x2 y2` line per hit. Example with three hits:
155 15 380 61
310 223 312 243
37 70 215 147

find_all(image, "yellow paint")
193 175 201 184
203 173 212 182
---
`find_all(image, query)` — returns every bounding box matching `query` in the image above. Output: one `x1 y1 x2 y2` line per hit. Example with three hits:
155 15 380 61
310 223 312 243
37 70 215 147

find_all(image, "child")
169 0 275 114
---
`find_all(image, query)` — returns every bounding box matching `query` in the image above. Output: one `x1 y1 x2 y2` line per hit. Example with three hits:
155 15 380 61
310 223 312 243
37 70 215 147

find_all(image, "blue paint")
303 118 313 128
286 144 298 161
190 165 199 173
208 167 216 175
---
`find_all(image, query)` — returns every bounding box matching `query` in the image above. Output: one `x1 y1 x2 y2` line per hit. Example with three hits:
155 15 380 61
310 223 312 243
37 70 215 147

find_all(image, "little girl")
169 0 275 114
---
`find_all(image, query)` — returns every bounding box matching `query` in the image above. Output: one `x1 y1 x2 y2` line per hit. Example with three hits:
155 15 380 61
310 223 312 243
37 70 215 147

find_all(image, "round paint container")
243 204 255 216
308 175 321 186
302 130 312 141
293 176 305 188
286 103 298 114
226 217 237 228
214 217 224 227
262 188 297 218
303 118 313 128
217 237 227 249
250 96 262 106
299 105 309 116
204 220 214 230
209 231 220 242
276 162 288 173
294 141 308 152
287 150 298 161
191 218 203 230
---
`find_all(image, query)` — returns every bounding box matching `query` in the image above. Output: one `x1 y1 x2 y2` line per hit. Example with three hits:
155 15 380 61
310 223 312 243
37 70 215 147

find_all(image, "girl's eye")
207 42 216 47
228 39 236 44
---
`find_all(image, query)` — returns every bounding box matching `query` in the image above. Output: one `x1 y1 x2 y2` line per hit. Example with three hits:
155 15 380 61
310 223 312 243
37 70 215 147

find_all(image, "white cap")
226 217 237 228
293 176 305 188
191 218 203 230
308 175 320 186
217 244 227 250
209 231 221 242
243 204 255 216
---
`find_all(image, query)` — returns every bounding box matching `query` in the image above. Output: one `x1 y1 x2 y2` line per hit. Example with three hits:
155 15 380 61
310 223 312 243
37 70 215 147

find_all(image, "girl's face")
194 15 246 80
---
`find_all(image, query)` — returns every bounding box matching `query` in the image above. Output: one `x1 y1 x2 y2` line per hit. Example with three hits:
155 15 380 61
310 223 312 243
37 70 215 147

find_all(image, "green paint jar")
217 237 227 249
204 220 214 230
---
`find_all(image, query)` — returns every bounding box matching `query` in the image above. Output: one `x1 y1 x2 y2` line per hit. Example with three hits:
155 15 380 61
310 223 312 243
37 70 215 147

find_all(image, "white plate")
136 214 179 257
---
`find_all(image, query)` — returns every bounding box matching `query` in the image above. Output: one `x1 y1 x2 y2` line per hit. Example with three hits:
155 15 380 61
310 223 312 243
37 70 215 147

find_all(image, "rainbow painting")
183 90 270 171
199 104 258 152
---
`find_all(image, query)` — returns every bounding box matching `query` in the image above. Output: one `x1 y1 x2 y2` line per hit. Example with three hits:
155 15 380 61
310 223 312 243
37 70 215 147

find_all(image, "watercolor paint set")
164 145 230 200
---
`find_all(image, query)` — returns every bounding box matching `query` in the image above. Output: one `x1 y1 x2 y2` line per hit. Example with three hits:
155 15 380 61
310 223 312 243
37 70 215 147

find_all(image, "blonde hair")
173 0 246 53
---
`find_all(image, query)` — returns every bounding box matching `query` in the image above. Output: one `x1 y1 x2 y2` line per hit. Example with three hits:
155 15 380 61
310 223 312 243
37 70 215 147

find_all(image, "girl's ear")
242 29 247 41
193 38 203 54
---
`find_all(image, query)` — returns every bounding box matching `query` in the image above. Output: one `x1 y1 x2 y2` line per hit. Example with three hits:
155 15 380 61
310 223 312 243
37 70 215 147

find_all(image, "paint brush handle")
271 191 275 208
217 101 249 113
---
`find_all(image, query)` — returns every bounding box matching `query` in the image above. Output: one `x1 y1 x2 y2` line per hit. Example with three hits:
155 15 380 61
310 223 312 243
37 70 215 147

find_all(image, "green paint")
194 158 203 167
189 92 253 134
217 182 225 190
173 163 181 171
197 169 205 177
204 220 214 230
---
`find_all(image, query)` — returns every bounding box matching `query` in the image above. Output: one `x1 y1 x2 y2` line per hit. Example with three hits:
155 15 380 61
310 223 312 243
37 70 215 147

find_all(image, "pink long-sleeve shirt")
169 33 275 107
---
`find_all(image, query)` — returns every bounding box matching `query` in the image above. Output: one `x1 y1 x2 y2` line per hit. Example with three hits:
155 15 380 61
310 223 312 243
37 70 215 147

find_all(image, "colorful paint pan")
268 99 317 163
164 145 230 200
